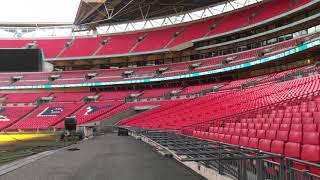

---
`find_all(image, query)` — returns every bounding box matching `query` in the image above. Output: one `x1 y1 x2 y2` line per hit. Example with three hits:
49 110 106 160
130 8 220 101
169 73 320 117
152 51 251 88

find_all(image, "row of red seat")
193 130 319 171
121 74 320 129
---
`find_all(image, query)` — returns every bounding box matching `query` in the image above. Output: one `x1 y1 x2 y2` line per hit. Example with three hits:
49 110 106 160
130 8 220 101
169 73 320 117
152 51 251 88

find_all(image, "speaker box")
118 127 129 136
65 117 77 131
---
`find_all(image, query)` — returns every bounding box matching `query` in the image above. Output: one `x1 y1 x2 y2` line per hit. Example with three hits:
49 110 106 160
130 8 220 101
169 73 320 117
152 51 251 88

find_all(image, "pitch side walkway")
0 133 204 180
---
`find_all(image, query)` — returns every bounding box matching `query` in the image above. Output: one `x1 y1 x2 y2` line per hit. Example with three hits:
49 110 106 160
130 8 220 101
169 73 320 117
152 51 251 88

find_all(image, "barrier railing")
127 128 320 180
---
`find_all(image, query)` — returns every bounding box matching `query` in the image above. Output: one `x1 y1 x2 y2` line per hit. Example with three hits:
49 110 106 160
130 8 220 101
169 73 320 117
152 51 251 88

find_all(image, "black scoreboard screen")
0 49 42 72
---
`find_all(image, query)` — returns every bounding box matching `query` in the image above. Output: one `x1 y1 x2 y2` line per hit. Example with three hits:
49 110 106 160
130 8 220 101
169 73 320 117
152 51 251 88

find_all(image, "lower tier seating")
7 102 84 130
188 93 320 174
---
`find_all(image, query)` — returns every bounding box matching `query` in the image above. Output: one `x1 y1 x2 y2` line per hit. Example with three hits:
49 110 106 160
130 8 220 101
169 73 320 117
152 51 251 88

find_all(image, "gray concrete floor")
0 134 205 180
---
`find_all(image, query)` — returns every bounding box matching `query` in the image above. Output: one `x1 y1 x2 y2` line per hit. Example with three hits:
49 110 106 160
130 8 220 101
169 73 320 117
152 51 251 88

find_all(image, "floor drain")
67 147 80 151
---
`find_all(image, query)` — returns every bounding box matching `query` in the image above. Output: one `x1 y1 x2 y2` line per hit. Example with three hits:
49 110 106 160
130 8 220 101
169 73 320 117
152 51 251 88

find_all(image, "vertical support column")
286 159 295 180
279 156 285 180
218 146 224 175
256 159 265 180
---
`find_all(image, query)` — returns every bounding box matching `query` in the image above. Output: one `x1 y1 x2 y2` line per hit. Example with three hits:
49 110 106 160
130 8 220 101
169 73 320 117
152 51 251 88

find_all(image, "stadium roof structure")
74 0 262 27
0 0 261 38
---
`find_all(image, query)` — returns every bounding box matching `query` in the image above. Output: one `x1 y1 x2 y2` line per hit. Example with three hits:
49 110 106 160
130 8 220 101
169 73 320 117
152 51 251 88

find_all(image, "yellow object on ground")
0 133 53 143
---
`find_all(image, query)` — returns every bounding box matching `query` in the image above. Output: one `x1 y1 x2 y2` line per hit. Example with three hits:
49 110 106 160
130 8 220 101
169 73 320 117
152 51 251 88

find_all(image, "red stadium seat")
288 131 303 143
230 136 240 145
233 129 241 136
279 124 290 131
284 142 301 159
262 123 270 130
248 138 259 149
270 124 280 130
258 139 271 152
271 140 284 154
301 145 320 162
303 124 317 132
248 129 257 138
239 136 249 146
224 134 232 143
303 132 320 145
291 124 302 132
276 131 289 142
256 130 266 139
240 129 248 136
265 130 277 140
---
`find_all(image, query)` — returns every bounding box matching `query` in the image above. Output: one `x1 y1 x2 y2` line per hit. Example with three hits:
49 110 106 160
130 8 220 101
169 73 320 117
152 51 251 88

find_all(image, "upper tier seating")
36 39 71 58
59 37 104 57
133 27 181 52
95 33 144 55
0 31 312 88
0 0 311 59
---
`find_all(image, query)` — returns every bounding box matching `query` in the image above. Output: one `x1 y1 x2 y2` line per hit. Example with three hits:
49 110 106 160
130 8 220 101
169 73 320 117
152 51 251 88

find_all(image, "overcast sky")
0 0 80 24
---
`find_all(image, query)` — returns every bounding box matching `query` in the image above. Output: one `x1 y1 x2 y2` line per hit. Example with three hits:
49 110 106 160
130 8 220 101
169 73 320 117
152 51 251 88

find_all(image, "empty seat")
248 129 257 138
241 123 248 129
284 142 301 159
279 124 290 131
303 124 317 132
218 134 225 142
276 131 289 142
239 136 249 146
265 130 277 140
208 133 215 140
282 117 292 124
240 129 248 136
270 124 280 130
302 117 314 124
228 128 234 134
255 123 262 130
301 145 320 162
223 127 229 134
235 123 241 129
229 123 236 128
292 117 302 124
303 132 320 145
224 134 232 143
291 124 302 132
271 140 285 154
233 128 241 136
248 123 255 129
258 139 271 152
218 127 224 133
262 123 270 130
274 118 282 124
248 138 259 149
289 131 303 143
256 130 266 139
230 135 240 145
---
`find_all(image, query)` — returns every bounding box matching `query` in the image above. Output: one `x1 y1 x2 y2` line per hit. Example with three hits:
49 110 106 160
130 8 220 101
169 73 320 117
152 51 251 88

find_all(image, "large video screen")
0 49 42 72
